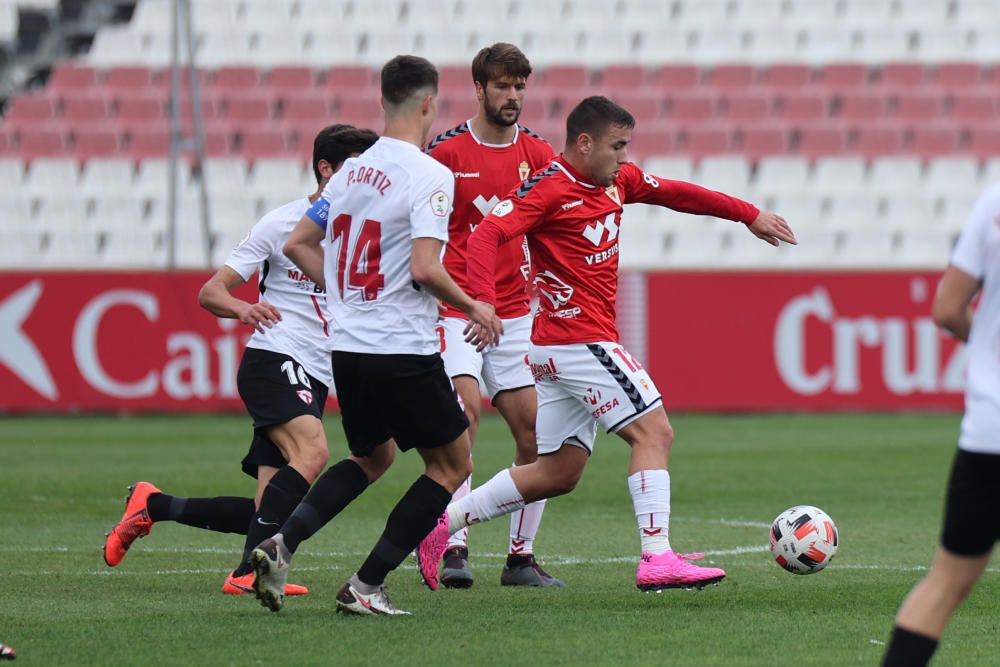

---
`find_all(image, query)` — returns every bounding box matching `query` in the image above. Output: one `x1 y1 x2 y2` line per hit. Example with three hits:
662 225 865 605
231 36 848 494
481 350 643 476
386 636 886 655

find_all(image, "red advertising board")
0 271 965 413
644 272 964 411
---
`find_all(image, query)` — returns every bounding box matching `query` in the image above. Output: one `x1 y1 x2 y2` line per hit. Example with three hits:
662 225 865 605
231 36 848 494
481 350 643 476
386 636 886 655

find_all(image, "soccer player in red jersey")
423 43 562 588
420 96 796 590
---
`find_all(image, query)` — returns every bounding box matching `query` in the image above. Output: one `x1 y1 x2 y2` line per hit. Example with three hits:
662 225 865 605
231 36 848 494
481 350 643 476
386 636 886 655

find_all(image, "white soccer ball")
769 505 838 575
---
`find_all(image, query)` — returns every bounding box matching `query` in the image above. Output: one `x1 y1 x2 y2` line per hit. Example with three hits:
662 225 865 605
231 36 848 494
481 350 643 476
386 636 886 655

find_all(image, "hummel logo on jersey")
296 389 313 405
473 194 500 216
561 199 583 210
455 172 480 178
582 213 619 247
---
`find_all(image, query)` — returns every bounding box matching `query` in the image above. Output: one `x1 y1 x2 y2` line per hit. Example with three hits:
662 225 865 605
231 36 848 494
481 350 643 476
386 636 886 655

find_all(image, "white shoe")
250 535 292 612
335 575 411 616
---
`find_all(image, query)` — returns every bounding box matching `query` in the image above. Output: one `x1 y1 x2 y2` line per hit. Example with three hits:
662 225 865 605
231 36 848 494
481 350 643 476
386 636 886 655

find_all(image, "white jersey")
951 182 1000 454
308 136 454 355
225 197 333 387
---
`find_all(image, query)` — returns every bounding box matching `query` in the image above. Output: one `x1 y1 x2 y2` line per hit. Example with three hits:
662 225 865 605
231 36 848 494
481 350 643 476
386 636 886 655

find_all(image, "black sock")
882 626 939 667
279 459 370 554
233 466 312 575
357 475 451 587
146 493 254 533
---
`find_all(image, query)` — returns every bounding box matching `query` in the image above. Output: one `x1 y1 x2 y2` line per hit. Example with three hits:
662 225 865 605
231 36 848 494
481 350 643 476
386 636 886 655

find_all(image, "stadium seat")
126 128 170 160
48 64 99 95
966 128 1000 159
916 27 974 63
879 62 928 88
895 226 956 268
634 30 692 64
3 95 58 128
209 66 262 93
675 0 731 29
883 194 938 229
62 97 113 124
680 126 734 157
629 129 676 161
949 93 996 122
642 156 694 182
79 158 135 198
222 95 275 124
798 27 855 65
1 228 47 268
837 227 898 267
924 156 981 198
838 93 886 121
817 62 869 90
666 93 717 123
935 62 982 86
240 128 293 158
103 65 156 93
910 126 960 158
249 157 307 200
774 93 828 122
745 28 801 65
73 129 123 160
892 93 941 122
693 156 752 195
720 93 770 122
704 64 756 89
0 194 32 223
0 158 25 190
739 126 792 159
826 193 882 228
134 158 193 202
760 63 812 90
776 224 840 269
18 128 72 159
689 28 748 64
251 30 308 66
202 157 249 196
853 127 904 157
797 126 847 158
648 64 700 90
335 97 383 127
869 156 923 195
753 156 810 198
268 66 316 93
940 193 979 231
280 95 332 128
595 65 645 94
813 156 867 195
102 226 166 268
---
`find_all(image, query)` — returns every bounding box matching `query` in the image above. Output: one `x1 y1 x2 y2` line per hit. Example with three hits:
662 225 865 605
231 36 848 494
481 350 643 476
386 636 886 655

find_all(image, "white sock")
628 469 671 554
447 468 525 534
447 475 472 549
509 497 546 555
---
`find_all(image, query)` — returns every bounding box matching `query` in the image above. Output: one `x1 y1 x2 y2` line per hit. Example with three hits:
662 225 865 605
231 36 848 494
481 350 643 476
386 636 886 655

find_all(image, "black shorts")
941 448 1000 556
237 348 329 478
332 350 469 457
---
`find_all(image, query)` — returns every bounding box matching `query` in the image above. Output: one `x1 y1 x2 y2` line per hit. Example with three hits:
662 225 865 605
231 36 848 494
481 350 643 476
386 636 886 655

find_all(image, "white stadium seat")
812 157 868 197
868 157 923 196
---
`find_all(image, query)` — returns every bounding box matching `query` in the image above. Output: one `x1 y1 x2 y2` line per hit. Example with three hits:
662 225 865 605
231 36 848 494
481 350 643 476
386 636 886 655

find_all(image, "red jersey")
468 157 760 345
425 122 554 319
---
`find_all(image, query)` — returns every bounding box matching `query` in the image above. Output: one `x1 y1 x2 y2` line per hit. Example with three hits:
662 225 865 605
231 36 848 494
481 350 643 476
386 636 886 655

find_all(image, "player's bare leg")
439 375 480 588
618 409 725 591
494 386 564 587
883 547 992 665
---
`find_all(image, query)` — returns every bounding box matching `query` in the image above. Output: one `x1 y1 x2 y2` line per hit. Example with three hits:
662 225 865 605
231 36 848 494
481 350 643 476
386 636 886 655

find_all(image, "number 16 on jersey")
330 214 385 302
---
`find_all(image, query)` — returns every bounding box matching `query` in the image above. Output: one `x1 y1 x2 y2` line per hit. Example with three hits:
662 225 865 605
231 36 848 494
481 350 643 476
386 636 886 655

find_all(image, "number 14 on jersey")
330 214 385 301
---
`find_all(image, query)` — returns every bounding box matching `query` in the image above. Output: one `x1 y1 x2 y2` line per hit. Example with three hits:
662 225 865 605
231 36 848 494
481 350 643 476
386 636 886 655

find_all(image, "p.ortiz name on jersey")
466 157 760 346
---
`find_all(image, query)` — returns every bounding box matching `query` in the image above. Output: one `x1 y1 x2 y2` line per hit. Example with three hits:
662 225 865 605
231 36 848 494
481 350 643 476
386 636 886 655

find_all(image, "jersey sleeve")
618 163 760 224
224 218 276 281
467 187 549 304
409 162 454 241
951 185 998 279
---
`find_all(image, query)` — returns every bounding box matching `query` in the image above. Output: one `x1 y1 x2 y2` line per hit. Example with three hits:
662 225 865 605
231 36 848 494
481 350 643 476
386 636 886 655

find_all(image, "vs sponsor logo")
582 213 619 247
582 387 602 405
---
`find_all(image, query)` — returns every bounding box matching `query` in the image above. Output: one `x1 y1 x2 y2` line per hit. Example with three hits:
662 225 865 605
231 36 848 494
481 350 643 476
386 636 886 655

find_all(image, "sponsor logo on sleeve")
491 199 514 218
430 190 450 217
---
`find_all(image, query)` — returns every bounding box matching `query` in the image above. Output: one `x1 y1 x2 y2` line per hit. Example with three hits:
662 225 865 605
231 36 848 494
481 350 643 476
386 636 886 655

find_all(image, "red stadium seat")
4 95 57 127
935 63 982 87
0 129 13 155
211 66 262 92
18 127 71 158
681 127 732 157
629 128 675 161
879 62 929 88
62 97 113 124
241 128 293 158
335 98 383 127
797 126 847 158
280 95 333 125
435 65 470 95
203 129 234 156
818 63 868 90
268 66 316 94
103 66 156 93
892 94 941 122
127 128 170 159
649 64 700 90
949 93 997 121
74 128 123 160
838 93 886 121
966 128 1000 159
48 64 99 95
705 64 755 89
775 93 828 122
222 95 275 124
720 93 770 121
596 65 645 93
910 126 960 157
541 65 589 90
116 96 166 123
739 126 791 159
854 127 903 157
610 93 661 123
760 64 812 90
667 93 717 122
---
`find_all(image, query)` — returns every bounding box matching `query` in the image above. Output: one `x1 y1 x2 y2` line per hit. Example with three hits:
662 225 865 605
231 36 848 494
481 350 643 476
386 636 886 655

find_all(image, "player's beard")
485 99 520 127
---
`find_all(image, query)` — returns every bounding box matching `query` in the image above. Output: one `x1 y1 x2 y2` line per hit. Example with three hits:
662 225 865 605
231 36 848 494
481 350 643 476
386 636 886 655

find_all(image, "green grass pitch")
2 413 998 666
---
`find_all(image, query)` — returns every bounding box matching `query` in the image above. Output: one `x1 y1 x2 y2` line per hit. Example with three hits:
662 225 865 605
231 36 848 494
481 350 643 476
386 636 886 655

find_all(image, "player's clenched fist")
749 211 796 247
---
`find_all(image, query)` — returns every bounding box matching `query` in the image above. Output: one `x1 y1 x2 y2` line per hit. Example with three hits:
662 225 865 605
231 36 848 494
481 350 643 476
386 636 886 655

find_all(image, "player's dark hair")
565 96 635 144
312 124 379 183
380 55 438 107
471 43 532 87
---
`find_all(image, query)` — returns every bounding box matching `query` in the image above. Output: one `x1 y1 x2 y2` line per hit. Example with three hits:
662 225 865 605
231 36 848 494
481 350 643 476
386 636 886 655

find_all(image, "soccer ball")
769 505 838 574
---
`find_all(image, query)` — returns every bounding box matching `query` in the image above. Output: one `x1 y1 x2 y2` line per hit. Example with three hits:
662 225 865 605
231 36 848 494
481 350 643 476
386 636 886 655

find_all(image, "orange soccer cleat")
221 571 309 596
103 481 161 567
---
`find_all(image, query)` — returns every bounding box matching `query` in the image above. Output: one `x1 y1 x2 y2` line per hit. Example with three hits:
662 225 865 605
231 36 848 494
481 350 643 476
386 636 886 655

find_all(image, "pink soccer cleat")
103 481 161 567
416 513 450 591
635 551 726 591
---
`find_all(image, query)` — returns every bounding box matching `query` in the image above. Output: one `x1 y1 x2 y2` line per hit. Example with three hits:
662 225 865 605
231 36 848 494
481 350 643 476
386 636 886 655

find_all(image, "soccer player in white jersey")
882 183 1000 666
251 55 503 617
419 96 795 591
424 43 562 588
102 126 381 597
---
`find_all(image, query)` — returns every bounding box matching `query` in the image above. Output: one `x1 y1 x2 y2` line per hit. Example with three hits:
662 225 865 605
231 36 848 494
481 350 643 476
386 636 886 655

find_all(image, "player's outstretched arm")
411 237 503 350
747 211 797 247
198 265 281 334
932 266 981 343
283 214 327 289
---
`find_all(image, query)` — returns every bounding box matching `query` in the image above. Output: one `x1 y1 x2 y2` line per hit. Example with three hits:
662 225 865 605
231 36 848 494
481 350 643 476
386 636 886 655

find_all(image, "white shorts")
531 342 663 455
437 314 533 399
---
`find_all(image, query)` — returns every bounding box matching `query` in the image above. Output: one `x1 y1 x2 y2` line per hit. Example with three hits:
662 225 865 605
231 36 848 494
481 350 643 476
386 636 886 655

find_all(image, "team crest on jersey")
430 190 450 217
296 389 314 405
492 199 514 218
605 185 621 206
518 160 531 180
